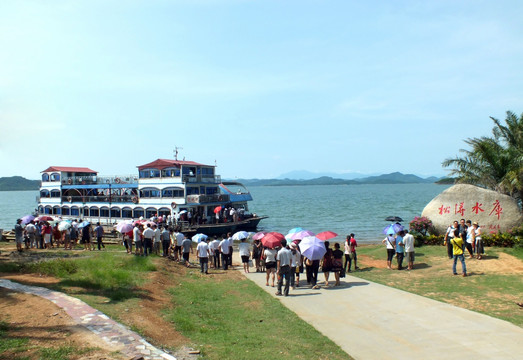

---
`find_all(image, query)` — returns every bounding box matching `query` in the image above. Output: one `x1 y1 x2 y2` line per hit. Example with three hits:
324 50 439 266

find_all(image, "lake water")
0 184 449 242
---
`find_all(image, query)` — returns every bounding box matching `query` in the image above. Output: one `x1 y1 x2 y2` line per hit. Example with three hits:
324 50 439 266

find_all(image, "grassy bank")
355 244 523 327
0 244 350 359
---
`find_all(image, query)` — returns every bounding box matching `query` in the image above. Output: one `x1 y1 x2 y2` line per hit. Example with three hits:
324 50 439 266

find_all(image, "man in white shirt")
152 224 161 255
133 224 143 256
208 236 221 269
196 238 210 274
403 230 415 270
276 239 293 297
173 230 184 261
219 236 230 270
142 224 155 256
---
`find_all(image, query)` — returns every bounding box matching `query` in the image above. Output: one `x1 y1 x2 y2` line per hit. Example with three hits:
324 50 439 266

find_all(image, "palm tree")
443 111 523 202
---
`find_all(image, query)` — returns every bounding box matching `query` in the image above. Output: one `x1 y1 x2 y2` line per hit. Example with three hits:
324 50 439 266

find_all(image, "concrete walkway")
0 279 176 360
242 270 523 360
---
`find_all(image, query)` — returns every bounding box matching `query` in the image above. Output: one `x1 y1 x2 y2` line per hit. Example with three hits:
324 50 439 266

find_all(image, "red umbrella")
261 232 284 249
214 206 222 214
316 231 338 241
36 215 54 222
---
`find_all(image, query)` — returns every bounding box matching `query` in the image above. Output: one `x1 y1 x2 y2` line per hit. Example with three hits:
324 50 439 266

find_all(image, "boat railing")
61 175 138 186
183 175 221 184
186 194 230 204
61 195 137 204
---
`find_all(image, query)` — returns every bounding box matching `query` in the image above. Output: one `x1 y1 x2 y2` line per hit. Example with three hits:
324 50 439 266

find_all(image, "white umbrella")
299 236 327 261
58 221 72 231
232 231 249 241
116 222 134 233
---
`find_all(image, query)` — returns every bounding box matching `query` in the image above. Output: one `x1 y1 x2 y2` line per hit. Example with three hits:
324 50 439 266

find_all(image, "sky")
1 0 522 180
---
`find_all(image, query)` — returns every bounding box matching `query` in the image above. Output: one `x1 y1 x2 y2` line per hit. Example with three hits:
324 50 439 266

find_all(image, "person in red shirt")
349 233 359 270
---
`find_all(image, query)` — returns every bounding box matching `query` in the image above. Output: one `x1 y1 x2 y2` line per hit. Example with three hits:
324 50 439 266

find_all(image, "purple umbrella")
382 223 404 235
299 236 327 260
21 215 35 225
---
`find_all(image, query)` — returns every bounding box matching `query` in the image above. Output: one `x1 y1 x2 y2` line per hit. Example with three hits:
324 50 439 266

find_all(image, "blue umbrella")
21 215 35 225
78 221 91 229
382 223 404 235
192 233 208 243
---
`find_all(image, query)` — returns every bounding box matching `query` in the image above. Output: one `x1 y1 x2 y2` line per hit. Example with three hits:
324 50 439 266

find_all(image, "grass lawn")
0 244 351 360
355 244 523 327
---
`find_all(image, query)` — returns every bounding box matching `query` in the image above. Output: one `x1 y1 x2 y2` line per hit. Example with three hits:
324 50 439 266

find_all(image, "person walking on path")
322 241 334 287
181 234 193 267
403 230 415 270
444 221 458 259
396 231 405 270
264 246 277 287
238 238 251 273
252 239 263 272
94 222 105 251
382 234 396 270
275 240 292 296
290 242 302 288
219 236 230 270
196 238 210 274
332 242 344 286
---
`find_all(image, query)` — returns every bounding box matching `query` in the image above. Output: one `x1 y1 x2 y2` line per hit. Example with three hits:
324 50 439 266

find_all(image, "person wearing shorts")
238 238 251 273
264 247 277 287
382 235 396 270
133 224 143 256
181 234 193 267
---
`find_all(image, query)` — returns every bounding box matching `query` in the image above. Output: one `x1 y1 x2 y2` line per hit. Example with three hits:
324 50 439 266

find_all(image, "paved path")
0 279 176 360
242 270 523 360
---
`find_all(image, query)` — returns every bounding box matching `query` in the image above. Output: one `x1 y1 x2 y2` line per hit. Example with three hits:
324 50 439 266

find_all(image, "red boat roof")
41 166 97 173
137 159 210 171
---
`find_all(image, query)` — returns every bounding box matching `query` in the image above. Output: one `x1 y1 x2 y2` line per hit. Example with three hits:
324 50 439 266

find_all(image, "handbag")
340 268 346 278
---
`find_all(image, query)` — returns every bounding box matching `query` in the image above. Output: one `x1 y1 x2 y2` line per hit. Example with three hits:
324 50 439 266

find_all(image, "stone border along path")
240 270 523 360
0 279 176 360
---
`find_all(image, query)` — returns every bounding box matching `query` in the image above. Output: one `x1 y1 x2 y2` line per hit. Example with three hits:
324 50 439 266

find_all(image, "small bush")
409 216 434 236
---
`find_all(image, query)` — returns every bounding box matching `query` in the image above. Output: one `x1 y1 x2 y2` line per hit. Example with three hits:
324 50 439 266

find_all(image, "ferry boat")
37 158 266 235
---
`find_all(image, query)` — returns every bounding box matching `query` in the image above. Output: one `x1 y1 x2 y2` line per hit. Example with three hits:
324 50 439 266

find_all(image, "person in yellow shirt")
450 229 467 277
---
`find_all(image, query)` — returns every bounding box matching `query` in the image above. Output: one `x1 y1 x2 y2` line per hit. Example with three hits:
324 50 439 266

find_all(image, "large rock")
422 184 523 234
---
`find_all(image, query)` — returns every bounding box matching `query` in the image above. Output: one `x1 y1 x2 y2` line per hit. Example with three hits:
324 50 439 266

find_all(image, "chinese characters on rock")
438 200 503 220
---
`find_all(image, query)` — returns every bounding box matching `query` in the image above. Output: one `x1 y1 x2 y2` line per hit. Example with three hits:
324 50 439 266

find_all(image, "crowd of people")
14 218 106 252
381 219 484 277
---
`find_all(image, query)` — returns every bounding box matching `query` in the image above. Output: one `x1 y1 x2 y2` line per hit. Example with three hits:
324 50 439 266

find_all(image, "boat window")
139 169 161 178
50 173 61 181
111 208 121 218
42 173 50 182
206 187 218 195
146 208 157 218
62 207 70 215
89 207 99 217
44 206 52 214
162 167 181 177
71 207 80 216
162 187 184 198
158 208 170 217
100 207 109 217
140 188 160 198
182 167 196 176
133 207 144 218
40 190 50 198
122 207 133 218
52 206 61 215
186 187 199 195
201 167 214 176
50 190 61 198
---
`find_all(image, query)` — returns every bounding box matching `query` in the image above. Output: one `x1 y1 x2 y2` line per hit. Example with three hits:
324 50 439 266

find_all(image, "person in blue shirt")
396 230 405 270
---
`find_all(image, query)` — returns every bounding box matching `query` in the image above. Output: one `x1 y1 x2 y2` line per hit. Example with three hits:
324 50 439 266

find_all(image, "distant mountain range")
0 172 449 191
0 176 40 191
234 172 444 186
